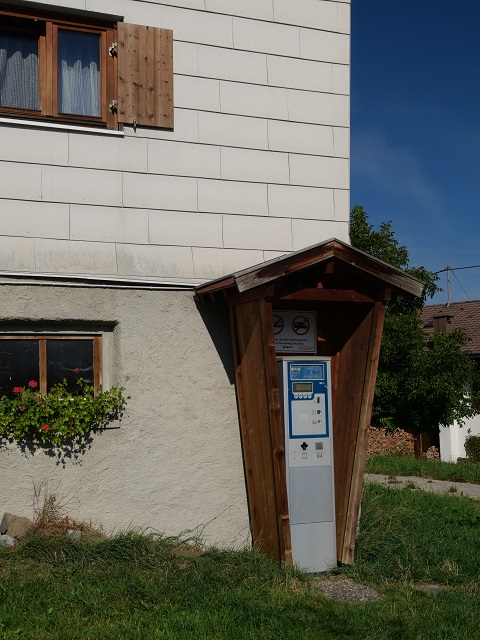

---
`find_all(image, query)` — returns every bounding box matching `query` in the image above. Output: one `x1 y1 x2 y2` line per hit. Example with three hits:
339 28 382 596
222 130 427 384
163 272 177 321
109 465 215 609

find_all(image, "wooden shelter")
196 238 423 565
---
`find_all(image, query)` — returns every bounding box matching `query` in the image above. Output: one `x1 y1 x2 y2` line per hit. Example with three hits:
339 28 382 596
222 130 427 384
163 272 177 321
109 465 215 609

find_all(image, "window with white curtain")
58 30 100 117
0 34 40 111
0 8 116 129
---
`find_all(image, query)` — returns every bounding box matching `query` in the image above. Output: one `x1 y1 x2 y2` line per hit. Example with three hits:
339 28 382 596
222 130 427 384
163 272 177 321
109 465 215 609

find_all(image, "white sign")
272 310 316 353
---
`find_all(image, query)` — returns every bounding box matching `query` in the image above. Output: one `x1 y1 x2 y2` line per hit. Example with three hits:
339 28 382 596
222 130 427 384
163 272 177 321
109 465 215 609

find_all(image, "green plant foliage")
446 511 480 528
464 435 480 463
350 205 438 309
0 378 125 446
3 490 480 639
375 316 477 433
355 483 480 585
351 205 479 434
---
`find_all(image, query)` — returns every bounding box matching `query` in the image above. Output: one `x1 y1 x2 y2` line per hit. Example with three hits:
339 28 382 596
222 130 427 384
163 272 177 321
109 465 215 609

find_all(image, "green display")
292 382 313 393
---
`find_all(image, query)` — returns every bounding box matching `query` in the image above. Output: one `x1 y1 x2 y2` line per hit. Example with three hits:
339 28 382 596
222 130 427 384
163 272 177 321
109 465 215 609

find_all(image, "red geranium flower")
73 368 79 374
28 380 38 388
13 386 23 393
19 406 26 411
40 424 50 431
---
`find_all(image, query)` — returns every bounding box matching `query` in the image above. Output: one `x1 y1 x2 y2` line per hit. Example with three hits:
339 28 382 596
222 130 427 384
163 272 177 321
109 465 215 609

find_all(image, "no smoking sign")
272 310 316 353
292 315 309 335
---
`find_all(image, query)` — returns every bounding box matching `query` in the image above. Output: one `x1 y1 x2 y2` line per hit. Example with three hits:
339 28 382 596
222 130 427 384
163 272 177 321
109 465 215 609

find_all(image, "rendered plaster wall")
0 0 350 282
0 284 250 546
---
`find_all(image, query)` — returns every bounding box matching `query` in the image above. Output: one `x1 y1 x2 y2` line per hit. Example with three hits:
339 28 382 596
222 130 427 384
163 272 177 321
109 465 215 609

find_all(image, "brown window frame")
0 334 102 394
0 5 117 129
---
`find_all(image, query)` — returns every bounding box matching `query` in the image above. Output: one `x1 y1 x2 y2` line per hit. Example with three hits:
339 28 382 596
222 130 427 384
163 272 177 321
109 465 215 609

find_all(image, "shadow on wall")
0 429 109 468
194 298 235 386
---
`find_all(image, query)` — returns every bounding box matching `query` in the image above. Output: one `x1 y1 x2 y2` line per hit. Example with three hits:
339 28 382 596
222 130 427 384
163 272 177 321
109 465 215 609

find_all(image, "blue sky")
351 1 480 304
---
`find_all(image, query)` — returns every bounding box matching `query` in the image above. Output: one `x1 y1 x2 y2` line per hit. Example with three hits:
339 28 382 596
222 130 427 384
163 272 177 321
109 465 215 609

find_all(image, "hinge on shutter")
109 100 117 114
132 118 137 132
109 42 118 57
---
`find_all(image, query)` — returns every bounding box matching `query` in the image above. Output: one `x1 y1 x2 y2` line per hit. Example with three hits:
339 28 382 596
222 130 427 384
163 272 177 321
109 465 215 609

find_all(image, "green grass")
365 453 480 484
2 485 480 639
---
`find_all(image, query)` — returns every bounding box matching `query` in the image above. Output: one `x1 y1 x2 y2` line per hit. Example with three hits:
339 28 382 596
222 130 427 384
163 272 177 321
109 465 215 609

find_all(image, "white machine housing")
277 357 336 572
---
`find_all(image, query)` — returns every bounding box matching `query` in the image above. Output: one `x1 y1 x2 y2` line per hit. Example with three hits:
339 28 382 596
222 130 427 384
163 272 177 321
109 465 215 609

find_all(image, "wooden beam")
236 245 337 292
228 284 275 306
380 288 392 302
277 289 375 303
196 276 236 297
230 299 282 560
260 299 292 566
340 299 386 564
331 244 424 298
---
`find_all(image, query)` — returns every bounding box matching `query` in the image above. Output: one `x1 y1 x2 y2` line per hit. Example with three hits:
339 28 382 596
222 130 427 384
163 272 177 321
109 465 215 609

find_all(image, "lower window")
0 335 101 398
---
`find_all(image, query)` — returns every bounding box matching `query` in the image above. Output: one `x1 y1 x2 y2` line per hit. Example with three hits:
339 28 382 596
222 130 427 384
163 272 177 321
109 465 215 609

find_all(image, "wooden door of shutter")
117 23 173 128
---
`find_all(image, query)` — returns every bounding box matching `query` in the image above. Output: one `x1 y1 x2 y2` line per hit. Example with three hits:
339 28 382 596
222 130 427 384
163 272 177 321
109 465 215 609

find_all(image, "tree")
350 205 478 435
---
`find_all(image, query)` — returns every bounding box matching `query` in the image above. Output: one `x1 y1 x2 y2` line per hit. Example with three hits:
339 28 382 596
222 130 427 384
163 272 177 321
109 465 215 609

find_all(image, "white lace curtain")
0 35 39 110
0 31 100 116
58 30 100 117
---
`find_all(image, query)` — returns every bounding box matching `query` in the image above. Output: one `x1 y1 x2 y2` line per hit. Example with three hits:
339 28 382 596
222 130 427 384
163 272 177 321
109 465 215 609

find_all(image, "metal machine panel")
288 466 334 525
277 357 336 573
290 522 337 573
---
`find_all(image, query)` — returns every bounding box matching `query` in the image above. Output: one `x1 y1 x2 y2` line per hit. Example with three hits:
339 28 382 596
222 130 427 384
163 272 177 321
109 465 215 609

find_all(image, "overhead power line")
435 264 480 274
434 264 480 306
451 269 471 302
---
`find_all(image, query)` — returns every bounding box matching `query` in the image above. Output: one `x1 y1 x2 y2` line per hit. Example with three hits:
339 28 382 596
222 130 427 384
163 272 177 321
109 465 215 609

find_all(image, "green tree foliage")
465 435 480 462
350 205 478 434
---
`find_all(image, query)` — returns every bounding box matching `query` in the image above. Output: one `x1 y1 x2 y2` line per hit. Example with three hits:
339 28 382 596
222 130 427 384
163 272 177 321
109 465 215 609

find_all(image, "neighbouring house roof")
421 300 480 356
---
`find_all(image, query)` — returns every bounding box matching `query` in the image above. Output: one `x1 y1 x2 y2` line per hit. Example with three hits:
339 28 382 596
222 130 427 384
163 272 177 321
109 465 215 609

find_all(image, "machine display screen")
292 382 313 393
290 364 325 381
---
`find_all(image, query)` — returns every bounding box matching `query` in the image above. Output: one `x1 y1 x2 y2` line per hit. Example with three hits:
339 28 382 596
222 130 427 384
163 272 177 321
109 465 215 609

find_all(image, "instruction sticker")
272 310 316 353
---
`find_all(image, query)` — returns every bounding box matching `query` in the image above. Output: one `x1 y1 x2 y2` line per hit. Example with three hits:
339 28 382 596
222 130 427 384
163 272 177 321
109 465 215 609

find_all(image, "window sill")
0 117 124 137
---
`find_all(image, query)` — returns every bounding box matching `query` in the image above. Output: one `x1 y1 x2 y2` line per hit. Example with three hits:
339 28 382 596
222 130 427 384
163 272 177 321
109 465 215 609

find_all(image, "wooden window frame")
0 5 117 129
0 334 102 394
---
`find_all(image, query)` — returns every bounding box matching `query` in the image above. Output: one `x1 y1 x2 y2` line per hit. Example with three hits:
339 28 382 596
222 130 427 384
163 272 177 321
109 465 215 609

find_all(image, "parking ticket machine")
277 357 336 572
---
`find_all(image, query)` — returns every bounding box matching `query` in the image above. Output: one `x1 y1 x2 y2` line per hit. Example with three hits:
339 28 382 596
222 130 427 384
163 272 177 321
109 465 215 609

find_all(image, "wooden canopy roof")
196 238 424 302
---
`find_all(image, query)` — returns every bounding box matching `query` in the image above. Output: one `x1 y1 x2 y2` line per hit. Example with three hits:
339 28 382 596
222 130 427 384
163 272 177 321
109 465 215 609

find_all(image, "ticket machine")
277 357 336 572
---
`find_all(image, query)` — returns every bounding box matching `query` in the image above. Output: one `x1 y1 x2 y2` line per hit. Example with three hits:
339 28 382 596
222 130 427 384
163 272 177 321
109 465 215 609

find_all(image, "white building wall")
0 0 351 545
439 415 480 462
0 0 350 283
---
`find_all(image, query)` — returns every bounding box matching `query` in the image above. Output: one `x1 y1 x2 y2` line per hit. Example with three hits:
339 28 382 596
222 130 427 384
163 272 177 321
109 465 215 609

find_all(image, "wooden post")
340 300 386 563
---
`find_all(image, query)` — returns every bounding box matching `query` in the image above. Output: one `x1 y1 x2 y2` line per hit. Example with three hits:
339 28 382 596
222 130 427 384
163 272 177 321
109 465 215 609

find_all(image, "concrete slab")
364 474 480 500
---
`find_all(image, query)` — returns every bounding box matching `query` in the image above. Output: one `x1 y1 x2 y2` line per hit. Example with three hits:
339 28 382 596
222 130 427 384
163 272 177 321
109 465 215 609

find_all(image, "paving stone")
413 584 448 594
315 578 384 603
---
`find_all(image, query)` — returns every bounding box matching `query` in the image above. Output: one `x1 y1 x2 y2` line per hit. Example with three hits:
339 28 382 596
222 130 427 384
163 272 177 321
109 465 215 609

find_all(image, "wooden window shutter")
117 23 173 128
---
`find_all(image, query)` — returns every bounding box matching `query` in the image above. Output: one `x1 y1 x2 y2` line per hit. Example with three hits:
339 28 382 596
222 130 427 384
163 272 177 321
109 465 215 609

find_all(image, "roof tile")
421 300 480 355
